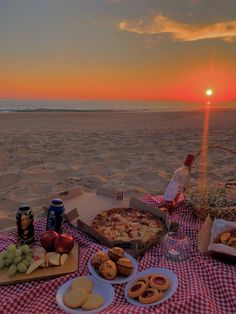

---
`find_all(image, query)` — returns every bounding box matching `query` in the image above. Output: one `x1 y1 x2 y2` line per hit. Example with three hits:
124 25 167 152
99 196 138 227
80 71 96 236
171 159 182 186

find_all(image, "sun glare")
206 88 213 96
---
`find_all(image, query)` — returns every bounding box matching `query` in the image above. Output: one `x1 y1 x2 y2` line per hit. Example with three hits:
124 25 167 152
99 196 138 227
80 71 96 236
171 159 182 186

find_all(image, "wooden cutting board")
0 244 79 286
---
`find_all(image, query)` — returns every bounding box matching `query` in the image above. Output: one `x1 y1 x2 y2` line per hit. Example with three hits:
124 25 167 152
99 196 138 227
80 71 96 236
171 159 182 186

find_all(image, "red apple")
54 234 74 254
40 230 59 252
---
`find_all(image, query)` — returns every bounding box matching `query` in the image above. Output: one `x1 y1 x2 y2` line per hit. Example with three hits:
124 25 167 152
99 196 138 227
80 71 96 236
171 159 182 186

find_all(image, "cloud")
144 37 161 48
118 14 236 43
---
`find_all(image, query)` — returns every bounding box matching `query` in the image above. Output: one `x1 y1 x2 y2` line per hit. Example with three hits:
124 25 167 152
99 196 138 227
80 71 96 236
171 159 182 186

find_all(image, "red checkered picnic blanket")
0 196 235 314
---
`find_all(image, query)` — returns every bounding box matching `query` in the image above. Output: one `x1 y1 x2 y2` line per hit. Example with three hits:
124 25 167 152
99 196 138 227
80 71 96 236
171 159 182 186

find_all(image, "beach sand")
0 110 235 232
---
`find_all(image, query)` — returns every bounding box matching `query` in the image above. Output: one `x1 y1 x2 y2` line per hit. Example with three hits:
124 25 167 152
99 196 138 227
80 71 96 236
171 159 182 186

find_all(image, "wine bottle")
163 154 194 204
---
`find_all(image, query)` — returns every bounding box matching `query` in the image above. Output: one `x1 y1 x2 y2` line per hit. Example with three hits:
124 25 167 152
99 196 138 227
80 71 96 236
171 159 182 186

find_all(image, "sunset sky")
0 0 236 102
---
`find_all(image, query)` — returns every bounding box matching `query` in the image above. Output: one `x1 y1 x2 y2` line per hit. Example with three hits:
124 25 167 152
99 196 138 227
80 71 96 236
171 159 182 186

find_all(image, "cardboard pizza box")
44 188 169 257
198 215 236 261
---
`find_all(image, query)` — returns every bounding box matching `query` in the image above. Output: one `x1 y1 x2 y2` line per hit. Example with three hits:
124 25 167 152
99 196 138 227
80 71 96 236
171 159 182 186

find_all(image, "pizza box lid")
44 187 170 257
44 187 126 226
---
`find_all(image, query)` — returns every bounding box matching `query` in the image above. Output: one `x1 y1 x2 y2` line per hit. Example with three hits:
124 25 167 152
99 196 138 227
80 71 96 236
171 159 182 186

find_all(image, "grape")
1 250 7 259
7 244 16 253
4 257 13 266
7 254 14 263
21 244 31 254
6 251 15 260
21 259 30 268
0 258 4 270
15 248 22 257
8 264 17 277
25 254 33 263
14 255 22 265
17 262 27 273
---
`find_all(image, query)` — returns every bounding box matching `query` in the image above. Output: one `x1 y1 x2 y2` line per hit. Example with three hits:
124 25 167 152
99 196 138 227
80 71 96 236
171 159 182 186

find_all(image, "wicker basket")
185 144 236 221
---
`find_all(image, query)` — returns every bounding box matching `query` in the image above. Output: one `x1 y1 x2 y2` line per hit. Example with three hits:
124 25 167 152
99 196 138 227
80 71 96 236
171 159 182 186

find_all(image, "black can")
46 199 65 233
16 205 35 245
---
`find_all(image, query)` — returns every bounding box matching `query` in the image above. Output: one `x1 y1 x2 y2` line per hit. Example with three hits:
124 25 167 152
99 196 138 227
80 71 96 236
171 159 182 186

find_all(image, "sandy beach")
0 110 235 232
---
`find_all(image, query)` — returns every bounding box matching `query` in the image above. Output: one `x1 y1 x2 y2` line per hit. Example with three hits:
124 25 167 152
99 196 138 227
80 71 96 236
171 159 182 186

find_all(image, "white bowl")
56 276 114 314
124 267 178 307
88 249 138 284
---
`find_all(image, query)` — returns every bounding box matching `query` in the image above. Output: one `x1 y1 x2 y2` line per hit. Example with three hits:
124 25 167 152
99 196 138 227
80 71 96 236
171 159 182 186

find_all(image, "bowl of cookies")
124 267 178 307
56 276 114 313
88 247 138 284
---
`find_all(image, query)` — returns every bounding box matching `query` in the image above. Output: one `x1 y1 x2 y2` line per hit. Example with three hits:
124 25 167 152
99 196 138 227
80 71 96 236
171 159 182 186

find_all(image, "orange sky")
1 59 235 102
0 1 236 102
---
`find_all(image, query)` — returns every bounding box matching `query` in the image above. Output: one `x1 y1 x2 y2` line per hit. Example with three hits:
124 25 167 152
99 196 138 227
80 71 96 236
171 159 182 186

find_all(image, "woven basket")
185 144 236 221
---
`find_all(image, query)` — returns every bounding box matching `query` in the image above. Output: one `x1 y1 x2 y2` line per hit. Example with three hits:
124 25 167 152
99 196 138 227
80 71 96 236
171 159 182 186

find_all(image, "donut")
128 280 147 298
138 288 161 304
149 274 170 290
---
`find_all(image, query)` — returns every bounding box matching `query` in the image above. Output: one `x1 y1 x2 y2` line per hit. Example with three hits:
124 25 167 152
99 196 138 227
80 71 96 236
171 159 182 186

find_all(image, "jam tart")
128 281 147 298
138 288 162 304
149 274 170 290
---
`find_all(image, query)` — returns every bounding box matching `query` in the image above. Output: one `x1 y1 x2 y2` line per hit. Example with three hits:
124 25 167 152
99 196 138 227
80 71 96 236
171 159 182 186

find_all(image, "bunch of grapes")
0 244 33 276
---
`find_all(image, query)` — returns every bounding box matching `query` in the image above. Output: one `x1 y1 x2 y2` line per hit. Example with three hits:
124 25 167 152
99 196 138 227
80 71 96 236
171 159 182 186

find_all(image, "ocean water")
0 99 235 112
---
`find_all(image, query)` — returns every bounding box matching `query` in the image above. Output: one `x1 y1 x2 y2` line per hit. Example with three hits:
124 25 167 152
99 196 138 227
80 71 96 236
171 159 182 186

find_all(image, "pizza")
91 207 165 246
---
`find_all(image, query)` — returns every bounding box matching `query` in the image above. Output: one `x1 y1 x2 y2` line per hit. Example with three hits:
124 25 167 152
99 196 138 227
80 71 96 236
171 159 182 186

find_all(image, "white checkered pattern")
0 195 235 314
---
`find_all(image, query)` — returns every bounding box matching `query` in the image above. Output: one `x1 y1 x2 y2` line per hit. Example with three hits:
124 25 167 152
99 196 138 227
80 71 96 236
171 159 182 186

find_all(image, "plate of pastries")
124 267 178 307
88 247 138 284
56 276 114 314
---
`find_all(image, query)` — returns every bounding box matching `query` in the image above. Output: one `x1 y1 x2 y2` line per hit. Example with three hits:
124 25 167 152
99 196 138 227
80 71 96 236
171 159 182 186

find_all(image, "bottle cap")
51 199 63 206
19 205 31 211
184 154 194 167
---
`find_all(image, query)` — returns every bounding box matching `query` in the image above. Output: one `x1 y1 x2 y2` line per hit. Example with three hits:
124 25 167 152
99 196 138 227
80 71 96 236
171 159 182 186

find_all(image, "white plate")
56 276 114 314
124 267 178 307
88 249 138 284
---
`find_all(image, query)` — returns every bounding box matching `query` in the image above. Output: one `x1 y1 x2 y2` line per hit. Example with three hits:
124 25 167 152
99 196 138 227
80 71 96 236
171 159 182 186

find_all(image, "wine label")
163 180 181 201
16 208 34 245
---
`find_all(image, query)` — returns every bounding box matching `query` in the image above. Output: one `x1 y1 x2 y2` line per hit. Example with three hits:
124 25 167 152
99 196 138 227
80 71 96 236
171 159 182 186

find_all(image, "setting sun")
206 88 213 96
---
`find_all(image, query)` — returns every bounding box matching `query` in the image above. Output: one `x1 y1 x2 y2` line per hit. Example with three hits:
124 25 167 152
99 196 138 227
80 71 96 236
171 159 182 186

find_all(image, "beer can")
46 198 65 233
16 205 35 245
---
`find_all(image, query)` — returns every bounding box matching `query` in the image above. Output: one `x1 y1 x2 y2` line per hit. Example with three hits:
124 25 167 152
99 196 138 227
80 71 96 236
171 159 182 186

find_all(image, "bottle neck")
182 164 191 171
183 154 194 169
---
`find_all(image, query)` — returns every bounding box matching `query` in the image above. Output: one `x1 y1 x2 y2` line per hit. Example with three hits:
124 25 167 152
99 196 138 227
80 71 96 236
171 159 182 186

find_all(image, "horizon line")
0 98 235 103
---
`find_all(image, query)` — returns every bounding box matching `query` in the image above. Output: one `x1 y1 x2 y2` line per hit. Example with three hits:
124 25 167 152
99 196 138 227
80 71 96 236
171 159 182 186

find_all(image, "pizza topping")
91 207 165 245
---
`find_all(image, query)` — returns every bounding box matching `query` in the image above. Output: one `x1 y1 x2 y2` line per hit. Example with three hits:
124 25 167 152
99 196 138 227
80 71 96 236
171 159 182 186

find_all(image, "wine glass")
161 223 190 262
